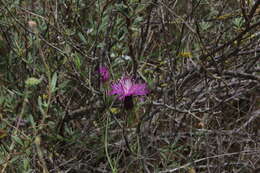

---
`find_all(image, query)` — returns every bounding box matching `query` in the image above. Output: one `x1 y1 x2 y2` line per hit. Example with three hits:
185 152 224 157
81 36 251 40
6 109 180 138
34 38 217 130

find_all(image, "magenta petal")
109 76 149 100
131 83 149 95
98 66 110 82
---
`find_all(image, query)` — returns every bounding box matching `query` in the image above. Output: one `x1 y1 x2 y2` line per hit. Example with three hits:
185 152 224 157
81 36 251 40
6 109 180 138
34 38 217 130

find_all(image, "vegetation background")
0 0 260 172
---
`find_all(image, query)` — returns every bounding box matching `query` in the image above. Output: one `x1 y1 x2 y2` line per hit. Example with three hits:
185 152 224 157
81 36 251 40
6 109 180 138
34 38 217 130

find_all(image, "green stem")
105 114 117 173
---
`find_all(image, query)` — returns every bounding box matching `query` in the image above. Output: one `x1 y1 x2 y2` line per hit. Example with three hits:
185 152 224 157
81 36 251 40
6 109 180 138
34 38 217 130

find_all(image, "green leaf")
74 55 82 70
29 114 36 129
11 135 23 146
25 77 41 87
78 32 87 43
51 72 58 93
38 96 45 115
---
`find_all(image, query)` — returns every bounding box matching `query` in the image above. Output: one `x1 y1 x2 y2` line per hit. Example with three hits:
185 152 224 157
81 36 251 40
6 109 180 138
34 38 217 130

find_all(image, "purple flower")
98 66 110 82
110 76 149 100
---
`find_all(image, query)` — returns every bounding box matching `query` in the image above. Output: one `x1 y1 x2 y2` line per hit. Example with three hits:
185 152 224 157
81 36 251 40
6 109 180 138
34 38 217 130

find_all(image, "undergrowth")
0 0 260 172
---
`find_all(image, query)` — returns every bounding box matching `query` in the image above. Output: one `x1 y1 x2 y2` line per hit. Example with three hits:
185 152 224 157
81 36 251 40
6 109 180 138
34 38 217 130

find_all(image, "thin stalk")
105 114 117 173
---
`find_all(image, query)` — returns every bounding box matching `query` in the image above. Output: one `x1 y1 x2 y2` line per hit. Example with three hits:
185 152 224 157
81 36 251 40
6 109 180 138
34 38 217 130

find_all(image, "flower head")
98 66 110 82
110 76 149 100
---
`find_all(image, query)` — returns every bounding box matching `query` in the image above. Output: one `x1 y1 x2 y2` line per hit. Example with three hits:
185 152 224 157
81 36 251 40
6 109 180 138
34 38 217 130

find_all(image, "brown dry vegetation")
0 0 260 172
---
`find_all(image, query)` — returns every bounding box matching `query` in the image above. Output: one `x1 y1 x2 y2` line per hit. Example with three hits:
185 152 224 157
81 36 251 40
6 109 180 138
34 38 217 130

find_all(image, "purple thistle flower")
110 76 149 100
98 66 110 82
110 76 149 109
